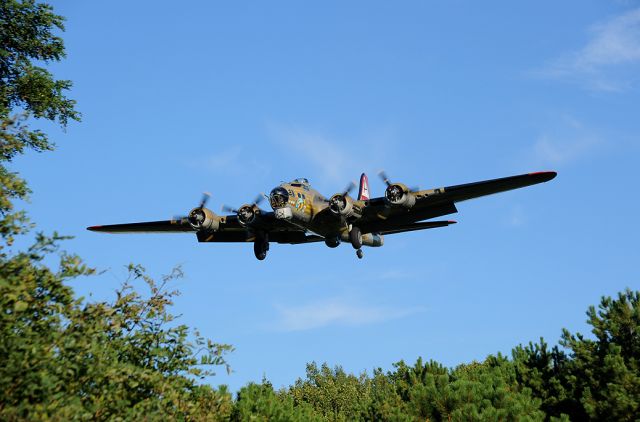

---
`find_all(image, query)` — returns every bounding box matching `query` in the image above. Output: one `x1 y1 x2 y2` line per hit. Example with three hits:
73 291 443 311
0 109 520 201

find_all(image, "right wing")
87 210 290 235
87 220 194 233
87 211 316 244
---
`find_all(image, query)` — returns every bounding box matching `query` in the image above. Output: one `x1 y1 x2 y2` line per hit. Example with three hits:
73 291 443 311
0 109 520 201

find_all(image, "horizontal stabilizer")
379 220 456 235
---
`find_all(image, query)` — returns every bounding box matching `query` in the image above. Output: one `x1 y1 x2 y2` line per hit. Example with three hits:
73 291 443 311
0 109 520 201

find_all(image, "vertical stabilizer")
358 173 370 201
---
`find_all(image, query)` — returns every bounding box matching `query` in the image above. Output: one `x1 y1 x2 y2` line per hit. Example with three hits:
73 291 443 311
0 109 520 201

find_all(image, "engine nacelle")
324 237 340 248
384 183 416 208
237 204 260 226
328 194 362 218
188 207 220 231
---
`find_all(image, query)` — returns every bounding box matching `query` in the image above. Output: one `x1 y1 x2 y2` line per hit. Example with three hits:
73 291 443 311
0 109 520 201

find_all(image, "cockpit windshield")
291 178 309 185
269 187 289 209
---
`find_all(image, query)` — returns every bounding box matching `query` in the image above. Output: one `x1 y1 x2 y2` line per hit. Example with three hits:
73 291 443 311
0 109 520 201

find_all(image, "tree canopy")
1 1 232 419
0 0 80 245
231 291 640 421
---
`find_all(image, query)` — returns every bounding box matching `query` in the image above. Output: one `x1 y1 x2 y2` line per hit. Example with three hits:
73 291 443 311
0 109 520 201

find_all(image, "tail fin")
357 173 370 201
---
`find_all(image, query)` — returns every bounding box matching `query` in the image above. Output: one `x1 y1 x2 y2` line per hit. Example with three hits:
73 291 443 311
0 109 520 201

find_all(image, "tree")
386 357 544 421
562 289 640 420
0 2 233 419
514 289 640 421
274 357 544 421
0 257 233 420
363 368 410 421
288 362 372 421
232 380 322 421
512 339 576 419
1 0 80 246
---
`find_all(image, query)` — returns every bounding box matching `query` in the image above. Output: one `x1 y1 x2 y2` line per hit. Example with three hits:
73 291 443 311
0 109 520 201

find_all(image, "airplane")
88 170 557 260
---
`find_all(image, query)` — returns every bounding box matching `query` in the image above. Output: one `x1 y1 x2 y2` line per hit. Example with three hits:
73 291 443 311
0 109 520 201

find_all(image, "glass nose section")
269 187 289 209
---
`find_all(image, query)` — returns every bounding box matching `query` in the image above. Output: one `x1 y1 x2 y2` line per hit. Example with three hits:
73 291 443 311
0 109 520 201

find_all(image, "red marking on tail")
358 173 370 201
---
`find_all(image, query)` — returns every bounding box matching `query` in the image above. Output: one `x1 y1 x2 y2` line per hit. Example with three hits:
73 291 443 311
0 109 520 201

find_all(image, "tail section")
357 173 370 201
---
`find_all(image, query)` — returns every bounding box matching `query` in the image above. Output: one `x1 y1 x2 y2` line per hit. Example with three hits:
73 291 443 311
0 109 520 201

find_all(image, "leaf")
13 300 28 312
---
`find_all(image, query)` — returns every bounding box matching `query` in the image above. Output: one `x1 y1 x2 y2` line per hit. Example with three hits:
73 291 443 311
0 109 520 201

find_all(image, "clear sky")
17 1 640 391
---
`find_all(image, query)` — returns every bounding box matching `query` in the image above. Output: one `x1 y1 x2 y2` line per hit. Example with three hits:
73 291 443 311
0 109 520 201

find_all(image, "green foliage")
572 289 640 420
388 357 543 421
512 339 576 419
288 363 372 421
264 357 542 421
0 0 79 124
363 368 410 421
232 381 321 421
1 2 234 420
513 289 640 421
240 290 640 421
0 0 80 246
0 243 234 420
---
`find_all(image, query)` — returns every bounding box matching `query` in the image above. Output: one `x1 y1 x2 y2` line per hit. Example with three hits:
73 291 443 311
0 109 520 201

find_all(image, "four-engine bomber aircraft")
88 171 557 260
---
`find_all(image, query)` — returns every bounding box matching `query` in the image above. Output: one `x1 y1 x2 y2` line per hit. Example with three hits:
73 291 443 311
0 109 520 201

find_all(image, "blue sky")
17 1 640 391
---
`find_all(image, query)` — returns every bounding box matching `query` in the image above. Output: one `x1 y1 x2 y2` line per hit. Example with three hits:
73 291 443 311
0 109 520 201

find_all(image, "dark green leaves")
1 0 80 247
0 0 78 124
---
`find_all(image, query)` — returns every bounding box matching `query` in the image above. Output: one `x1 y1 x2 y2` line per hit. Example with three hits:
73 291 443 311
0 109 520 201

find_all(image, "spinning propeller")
221 193 266 226
377 170 419 207
378 171 419 193
378 170 392 187
171 192 211 225
341 181 356 197
328 180 358 216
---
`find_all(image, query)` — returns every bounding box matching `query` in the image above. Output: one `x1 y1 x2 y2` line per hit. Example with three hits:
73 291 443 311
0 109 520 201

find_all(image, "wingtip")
529 171 557 181
87 225 101 232
448 220 457 225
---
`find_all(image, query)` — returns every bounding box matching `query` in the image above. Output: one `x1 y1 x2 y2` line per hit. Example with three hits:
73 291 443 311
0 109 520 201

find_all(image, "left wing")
428 171 557 204
359 171 556 231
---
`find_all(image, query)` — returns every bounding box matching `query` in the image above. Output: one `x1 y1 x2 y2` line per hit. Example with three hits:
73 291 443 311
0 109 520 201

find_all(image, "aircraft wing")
427 171 557 204
200 212 324 243
359 171 556 231
378 220 456 235
87 220 194 233
88 211 318 243
196 229 323 244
